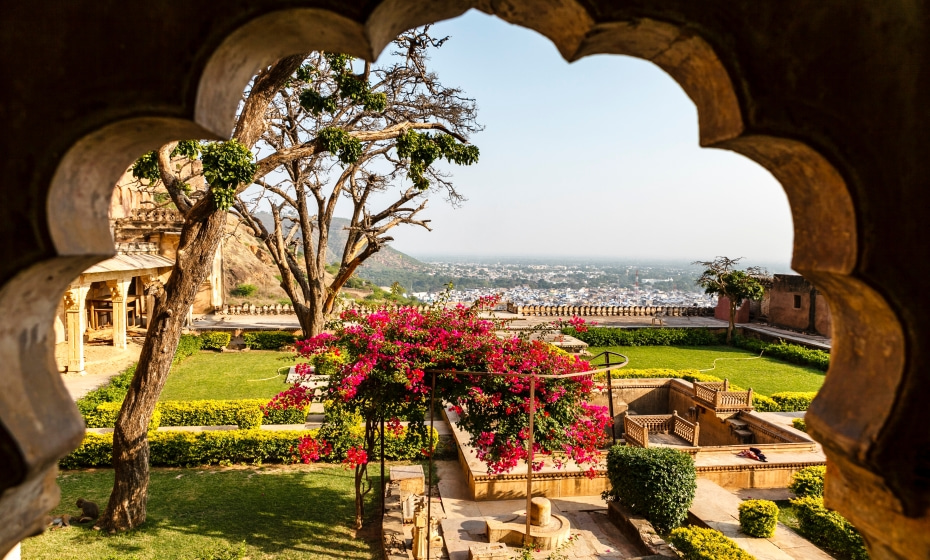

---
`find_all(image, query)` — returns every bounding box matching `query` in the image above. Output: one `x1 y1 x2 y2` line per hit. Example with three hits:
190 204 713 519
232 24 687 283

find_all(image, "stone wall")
508 303 714 317
766 274 832 337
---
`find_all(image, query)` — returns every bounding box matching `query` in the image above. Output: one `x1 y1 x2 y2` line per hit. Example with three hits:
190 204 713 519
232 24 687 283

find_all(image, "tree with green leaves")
694 256 767 344
233 27 480 336
94 54 309 533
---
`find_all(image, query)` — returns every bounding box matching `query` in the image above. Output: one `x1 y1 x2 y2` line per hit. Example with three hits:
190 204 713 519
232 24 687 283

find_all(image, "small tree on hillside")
694 256 766 344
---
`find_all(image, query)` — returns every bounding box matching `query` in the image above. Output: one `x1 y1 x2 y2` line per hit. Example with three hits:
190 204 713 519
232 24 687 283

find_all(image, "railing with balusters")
624 411 700 447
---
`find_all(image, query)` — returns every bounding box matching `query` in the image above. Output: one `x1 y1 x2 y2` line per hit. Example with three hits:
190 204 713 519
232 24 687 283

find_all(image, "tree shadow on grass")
33 466 382 560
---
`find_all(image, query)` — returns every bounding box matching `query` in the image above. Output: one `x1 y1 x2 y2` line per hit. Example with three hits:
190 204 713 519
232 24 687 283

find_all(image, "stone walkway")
689 479 832 560
435 460 645 560
56 341 141 400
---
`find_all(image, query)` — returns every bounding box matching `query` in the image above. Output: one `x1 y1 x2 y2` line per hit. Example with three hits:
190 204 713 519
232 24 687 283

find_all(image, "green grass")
589 345 825 396
161 351 296 401
23 465 381 560
775 499 801 530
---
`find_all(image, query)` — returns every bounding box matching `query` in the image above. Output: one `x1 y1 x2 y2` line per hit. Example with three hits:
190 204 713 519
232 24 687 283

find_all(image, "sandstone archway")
0 2 924 558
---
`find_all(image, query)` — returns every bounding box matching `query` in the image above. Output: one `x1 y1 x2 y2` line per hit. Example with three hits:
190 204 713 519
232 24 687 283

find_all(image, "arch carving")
0 1 921 558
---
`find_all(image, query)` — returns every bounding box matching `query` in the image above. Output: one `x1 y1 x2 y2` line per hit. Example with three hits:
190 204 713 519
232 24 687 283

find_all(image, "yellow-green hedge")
669 526 756 560
83 399 307 429
739 499 778 538
791 496 868 560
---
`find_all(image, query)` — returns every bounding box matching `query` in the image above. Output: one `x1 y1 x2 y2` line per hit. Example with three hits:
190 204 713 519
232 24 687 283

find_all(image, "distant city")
400 260 724 307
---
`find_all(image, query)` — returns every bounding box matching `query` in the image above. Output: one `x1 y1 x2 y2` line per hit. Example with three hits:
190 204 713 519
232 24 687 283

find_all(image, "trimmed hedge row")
770 392 817 411
243 331 297 349
604 445 697 533
174 333 203 363
733 337 830 371
599 368 783 412
84 399 308 428
669 526 756 560
200 331 232 350
791 496 869 560
792 418 807 432
61 425 439 469
739 499 778 538
76 364 137 417
565 327 724 347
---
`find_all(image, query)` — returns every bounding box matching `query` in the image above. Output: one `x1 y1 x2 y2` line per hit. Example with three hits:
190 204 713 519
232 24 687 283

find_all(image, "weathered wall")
714 296 750 323
2 1 930 557
767 274 832 336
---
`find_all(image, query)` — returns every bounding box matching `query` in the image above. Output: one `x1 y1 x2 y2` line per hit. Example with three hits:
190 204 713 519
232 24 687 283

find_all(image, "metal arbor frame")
376 350 627 557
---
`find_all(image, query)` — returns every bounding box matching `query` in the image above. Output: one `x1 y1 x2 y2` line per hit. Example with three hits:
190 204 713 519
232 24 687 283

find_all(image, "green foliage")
200 331 232 350
770 391 817 411
789 466 826 498
309 349 346 376
172 139 202 160
75 364 137 416
200 139 257 210
739 499 779 538
791 496 869 560
84 399 307 428
299 89 338 114
317 127 363 164
242 330 297 349
230 283 257 297
669 526 756 560
734 337 830 371
317 400 363 459
130 151 160 183
299 53 386 117
396 130 479 189
604 445 697 533
174 333 203 363
565 327 725 347
235 407 263 430
792 417 807 432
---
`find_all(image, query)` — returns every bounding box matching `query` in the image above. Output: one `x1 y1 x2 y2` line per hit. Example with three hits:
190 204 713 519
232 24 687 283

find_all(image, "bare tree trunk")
727 301 737 344
96 201 225 532
293 300 325 338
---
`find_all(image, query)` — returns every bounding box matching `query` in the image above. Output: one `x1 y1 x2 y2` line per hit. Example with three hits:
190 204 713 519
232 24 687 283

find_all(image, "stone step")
727 418 748 428
734 429 753 438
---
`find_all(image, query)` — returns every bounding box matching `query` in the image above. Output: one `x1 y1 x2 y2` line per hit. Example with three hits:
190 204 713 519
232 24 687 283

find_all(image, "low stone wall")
507 303 714 317
606 502 679 558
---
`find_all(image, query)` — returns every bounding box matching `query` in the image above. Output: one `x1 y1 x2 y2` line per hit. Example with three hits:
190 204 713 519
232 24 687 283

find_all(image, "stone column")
107 278 131 350
64 285 88 374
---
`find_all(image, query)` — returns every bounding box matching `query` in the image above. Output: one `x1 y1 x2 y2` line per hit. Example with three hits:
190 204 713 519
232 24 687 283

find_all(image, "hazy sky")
355 10 795 270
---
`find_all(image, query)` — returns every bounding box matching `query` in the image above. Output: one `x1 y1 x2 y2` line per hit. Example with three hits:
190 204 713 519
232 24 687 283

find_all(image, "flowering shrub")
268 297 609 527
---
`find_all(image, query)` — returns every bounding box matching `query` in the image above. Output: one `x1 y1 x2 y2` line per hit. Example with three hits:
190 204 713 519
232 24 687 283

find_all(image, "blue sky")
365 10 795 271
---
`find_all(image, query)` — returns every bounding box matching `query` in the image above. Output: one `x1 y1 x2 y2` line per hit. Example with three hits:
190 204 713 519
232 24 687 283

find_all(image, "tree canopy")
694 256 767 343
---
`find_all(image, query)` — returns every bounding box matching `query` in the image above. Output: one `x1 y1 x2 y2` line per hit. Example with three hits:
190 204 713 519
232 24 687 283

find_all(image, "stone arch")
1 1 918 557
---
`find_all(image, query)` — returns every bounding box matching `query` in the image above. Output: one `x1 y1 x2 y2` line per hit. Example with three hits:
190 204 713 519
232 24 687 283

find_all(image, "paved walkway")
57 341 141 400
689 479 832 560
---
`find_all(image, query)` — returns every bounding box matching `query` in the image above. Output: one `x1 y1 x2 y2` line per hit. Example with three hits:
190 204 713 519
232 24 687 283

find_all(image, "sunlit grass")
588 345 825 395
23 465 380 560
161 351 297 401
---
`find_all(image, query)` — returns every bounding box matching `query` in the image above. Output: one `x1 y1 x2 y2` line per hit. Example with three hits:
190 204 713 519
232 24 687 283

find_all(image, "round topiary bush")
604 445 697 533
789 465 826 498
669 526 756 560
739 499 779 537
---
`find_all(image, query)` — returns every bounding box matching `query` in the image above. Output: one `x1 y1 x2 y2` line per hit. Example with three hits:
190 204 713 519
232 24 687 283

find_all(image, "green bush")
792 418 807 432
791 496 869 560
174 333 203 363
200 331 232 350
235 407 263 429
565 327 724 347
242 331 297 350
739 499 779 538
789 466 826 498
85 399 308 428
733 337 830 371
76 364 136 416
604 445 697 533
83 402 161 430
770 392 817 411
751 394 781 412
231 283 257 297
669 526 756 560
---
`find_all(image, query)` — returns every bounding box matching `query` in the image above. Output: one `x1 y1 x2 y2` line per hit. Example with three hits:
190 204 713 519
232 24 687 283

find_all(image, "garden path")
689 479 832 560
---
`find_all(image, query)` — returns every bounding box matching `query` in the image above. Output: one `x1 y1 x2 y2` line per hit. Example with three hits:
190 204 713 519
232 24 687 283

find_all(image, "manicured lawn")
23 465 381 560
161 351 297 401
588 345 825 396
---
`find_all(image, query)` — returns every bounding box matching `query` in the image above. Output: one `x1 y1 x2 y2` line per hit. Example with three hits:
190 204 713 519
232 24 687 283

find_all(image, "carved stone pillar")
64 285 88 374
107 278 131 350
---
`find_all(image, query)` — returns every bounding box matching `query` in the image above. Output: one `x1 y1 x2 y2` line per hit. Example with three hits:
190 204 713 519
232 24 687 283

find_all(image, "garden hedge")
174 333 203 363
792 418 807 432
669 526 756 560
61 425 439 469
200 331 232 350
564 327 724 347
791 496 869 560
733 337 830 371
76 364 136 417
789 466 826 498
738 499 779 538
243 330 297 350
604 445 697 533
83 399 308 428
770 392 817 411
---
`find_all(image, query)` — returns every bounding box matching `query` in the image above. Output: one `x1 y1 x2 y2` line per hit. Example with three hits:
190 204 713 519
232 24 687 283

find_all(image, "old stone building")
766 274 832 337
1 2 929 559
54 177 224 374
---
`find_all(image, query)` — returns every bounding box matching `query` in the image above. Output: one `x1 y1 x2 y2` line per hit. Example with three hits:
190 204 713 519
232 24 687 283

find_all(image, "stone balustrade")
115 241 159 254
623 410 700 448
693 380 754 411
215 303 296 315
506 303 714 317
